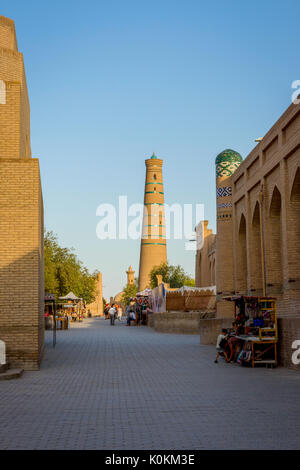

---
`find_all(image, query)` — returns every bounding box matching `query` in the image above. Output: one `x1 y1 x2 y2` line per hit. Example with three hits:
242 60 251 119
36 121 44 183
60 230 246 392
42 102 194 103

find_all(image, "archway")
249 202 262 293
287 168 300 280
266 186 282 292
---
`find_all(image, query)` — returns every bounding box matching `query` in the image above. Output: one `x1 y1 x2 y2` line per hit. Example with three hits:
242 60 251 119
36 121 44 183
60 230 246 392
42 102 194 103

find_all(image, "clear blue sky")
2 0 299 299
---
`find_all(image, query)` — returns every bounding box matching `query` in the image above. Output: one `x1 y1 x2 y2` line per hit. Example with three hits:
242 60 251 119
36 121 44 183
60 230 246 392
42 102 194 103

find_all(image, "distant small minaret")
138 153 167 291
126 266 135 286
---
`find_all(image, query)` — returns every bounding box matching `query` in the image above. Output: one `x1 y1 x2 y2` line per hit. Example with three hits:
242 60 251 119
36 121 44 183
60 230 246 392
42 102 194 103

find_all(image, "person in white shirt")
117 306 123 321
109 305 116 326
214 328 228 363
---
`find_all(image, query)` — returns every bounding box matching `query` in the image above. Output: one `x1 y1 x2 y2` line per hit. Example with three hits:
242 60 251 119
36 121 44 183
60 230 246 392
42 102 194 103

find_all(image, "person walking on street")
104 304 110 320
127 299 136 326
109 304 116 326
117 305 123 322
126 304 131 325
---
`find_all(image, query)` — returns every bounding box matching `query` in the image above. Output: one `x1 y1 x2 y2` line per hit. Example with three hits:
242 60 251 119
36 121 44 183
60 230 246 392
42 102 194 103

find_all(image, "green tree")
182 277 195 287
44 231 59 295
149 262 195 289
44 231 97 304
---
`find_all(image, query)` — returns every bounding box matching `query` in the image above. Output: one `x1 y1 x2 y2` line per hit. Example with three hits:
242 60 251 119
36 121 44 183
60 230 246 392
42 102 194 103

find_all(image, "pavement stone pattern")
0 318 300 450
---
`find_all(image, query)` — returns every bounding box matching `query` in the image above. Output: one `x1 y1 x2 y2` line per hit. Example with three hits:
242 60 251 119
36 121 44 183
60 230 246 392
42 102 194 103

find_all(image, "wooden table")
236 335 277 368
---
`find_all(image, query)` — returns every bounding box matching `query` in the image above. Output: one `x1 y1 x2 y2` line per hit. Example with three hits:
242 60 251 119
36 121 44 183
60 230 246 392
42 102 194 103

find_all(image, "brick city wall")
0 21 31 160
149 311 215 335
166 290 216 312
0 159 44 370
0 16 44 370
0 16 18 50
199 317 232 345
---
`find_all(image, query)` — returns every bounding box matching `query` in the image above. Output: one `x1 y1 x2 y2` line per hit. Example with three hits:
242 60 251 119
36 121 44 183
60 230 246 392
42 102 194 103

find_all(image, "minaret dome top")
215 149 243 178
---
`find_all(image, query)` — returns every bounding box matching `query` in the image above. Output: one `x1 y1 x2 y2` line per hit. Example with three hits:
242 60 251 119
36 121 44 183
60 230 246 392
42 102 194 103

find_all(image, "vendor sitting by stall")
215 328 228 363
217 296 278 368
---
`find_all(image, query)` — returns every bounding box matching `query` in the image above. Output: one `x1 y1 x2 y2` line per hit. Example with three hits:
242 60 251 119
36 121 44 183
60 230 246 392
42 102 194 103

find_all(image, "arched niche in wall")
287 167 300 281
249 201 262 292
236 213 248 293
266 185 283 292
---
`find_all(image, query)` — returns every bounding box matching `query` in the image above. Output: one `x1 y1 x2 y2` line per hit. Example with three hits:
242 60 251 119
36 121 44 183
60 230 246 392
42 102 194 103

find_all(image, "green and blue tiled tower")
216 149 243 317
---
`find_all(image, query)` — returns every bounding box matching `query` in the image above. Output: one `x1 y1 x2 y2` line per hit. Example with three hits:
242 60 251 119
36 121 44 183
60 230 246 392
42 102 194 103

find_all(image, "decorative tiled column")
215 149 243 318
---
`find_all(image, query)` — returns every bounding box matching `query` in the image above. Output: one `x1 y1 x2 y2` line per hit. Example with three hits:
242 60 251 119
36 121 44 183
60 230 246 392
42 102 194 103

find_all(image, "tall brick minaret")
0 16 44 370
138 153 167 291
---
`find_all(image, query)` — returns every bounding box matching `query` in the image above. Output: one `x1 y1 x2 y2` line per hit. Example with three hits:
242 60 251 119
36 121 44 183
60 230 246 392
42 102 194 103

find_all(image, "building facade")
195 221 216 288
86 272 103 316
218 102 300 317
0 16 44 370
138 153 167 291
197 99 300 368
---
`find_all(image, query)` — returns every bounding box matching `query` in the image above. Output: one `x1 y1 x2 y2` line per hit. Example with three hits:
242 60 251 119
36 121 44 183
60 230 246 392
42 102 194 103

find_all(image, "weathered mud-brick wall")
166 290 216 312
149 312 201 334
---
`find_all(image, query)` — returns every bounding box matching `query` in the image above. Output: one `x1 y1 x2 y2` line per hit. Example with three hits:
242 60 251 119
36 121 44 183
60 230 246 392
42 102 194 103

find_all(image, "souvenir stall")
58 292 84 324
136 288 152 325
223 296 278 368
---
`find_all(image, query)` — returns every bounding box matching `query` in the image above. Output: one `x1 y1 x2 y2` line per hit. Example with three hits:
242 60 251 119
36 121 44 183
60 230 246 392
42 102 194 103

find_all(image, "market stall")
223 296 278 368
58 292 84 323
136 288 152 325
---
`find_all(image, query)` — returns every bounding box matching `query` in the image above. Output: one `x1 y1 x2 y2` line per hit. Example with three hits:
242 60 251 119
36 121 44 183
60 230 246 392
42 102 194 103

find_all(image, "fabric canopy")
137 288 152 297
59 292 81 301
176 285 216 294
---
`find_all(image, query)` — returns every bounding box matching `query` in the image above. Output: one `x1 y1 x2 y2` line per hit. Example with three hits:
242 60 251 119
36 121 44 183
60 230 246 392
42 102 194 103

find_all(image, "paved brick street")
0 318 299 450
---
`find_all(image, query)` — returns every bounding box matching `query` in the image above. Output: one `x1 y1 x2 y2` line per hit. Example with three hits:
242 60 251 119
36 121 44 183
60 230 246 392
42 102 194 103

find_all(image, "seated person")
127 309 136 326
214 328 228 364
